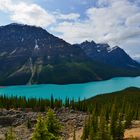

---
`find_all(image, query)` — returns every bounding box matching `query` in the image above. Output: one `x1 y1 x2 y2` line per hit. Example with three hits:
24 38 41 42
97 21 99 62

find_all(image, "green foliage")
97 116 112 140
5 128 18 140
2 57 140 86
38 62 99 84
115 113 124 140
31 114 54 140
27 118 32 129
81 117 90 140
1 87 140 140
80 87 140 140
82 113 113 140
82 110 124 140
125 105 134 128
31 109 62 140
50 95 54 109
0 95 62 111
110 104 118 139
45 109 62 139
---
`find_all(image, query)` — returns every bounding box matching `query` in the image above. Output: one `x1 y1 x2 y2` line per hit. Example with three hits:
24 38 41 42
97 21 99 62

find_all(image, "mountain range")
0 23 140 86
78 41 140 69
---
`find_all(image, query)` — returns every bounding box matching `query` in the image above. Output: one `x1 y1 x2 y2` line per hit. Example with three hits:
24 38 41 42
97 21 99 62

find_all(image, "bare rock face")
0 109 26 126
0 116 15 126
79 41 140 69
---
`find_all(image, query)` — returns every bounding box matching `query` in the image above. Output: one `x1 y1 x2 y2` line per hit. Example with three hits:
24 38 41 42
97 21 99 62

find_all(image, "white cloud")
122 37 140 60
0 0 55 27
51 0 140 48
0 0 140 58
0 0 12 11
0 0 81 26
97 0 112 6
126 13 140 27
55 13 80 20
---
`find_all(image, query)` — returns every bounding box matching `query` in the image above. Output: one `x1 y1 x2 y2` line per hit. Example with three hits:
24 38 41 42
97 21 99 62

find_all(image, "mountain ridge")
0 23 140 86
78 40 140 69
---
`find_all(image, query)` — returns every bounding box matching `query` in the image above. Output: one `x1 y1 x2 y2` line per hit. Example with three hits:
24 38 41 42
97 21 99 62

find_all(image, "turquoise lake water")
0 76 140 100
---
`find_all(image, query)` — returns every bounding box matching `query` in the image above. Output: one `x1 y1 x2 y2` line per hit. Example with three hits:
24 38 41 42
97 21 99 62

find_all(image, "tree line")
1 87 140 139
81 87 140 140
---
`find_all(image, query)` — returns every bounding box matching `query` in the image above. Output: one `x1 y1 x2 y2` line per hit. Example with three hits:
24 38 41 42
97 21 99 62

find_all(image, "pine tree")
98 116 107 140
77 97 81 110
125 106 133 128
83 111 98 140
91 111 98 135
81 117 90 140
31 114 54 140
110 104 118 139
5 128 18 140
45 109 62 139
27 118 32 129
88 125 95 140
94 115 110 140
50 95 54 109
115 113 124 140
65 97 70 108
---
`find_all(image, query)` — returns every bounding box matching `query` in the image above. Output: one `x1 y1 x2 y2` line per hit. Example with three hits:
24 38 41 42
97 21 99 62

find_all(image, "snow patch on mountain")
107 46 119 53
34 40 39 50
21 38 24 42
10 49 17 55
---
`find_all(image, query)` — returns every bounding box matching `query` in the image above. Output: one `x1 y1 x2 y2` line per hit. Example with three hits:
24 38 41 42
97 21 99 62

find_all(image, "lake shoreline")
0 76 140 100
0 75 140 87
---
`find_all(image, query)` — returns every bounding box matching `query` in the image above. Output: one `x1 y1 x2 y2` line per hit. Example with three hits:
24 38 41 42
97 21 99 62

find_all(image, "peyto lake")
0 76 140 100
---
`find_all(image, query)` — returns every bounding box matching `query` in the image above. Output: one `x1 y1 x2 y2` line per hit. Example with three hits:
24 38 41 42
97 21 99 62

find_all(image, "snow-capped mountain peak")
79 41 139 68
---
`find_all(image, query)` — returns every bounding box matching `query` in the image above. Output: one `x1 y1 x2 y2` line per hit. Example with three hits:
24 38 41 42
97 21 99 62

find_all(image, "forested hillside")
80 87 140 140
0 87 140 139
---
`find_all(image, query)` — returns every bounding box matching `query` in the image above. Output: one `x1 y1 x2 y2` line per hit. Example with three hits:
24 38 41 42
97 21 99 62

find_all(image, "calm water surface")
0 76 140 100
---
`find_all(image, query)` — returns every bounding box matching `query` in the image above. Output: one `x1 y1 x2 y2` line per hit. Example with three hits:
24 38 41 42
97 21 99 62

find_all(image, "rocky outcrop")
0 108 87 140
78 41 140 69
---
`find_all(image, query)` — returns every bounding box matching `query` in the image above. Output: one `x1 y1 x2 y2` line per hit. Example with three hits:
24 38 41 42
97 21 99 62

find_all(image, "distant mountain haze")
0 23 140 86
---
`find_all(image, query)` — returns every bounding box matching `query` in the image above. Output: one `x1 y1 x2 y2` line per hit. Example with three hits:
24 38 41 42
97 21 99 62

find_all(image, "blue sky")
0 0 140 59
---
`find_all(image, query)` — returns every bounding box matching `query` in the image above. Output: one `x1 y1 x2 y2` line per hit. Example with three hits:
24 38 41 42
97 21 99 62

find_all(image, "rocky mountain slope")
0 109 87 140
78 41 140 69
0 23 140 86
